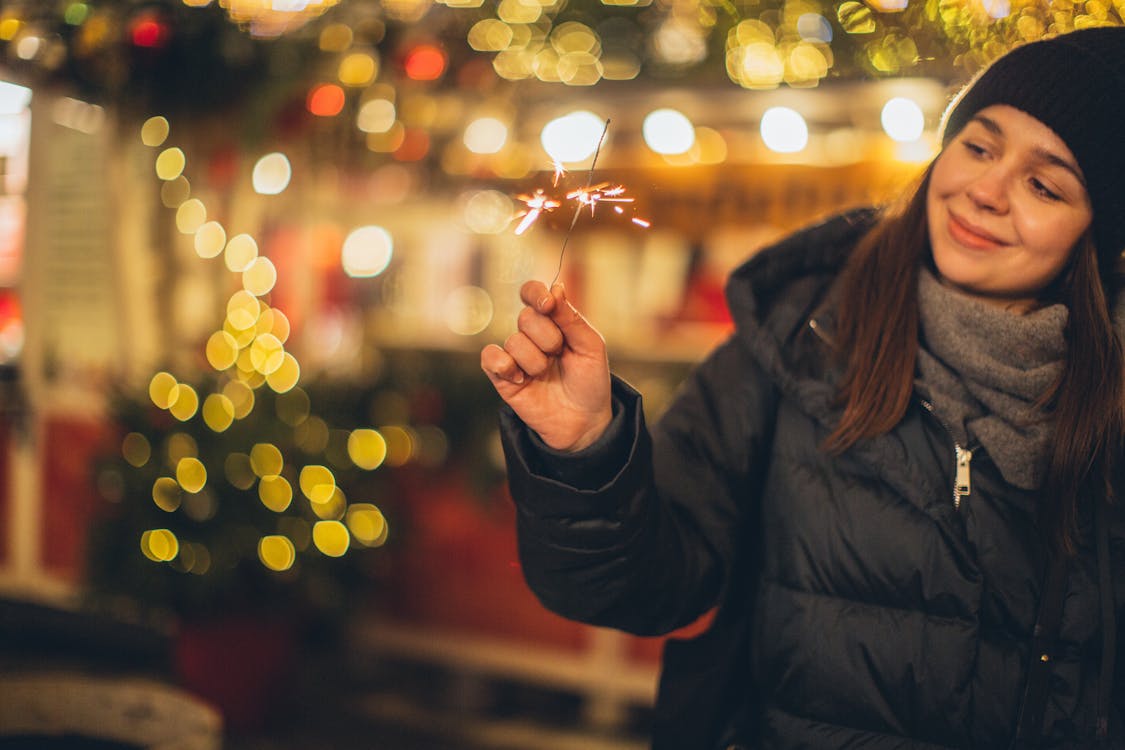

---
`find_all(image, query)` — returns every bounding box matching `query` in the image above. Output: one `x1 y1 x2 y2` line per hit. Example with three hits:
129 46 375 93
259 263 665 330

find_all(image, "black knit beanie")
942 26 1125 266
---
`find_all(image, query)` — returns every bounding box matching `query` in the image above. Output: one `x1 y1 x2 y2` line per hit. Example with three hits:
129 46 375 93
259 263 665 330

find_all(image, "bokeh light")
643 108 695 155
760 107 809 153
342 225 394 278
540 110 606 163
881 97 926 142
252 152 292 195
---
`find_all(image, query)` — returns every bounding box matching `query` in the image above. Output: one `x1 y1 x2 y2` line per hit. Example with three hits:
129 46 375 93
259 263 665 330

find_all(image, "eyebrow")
972 114 1086 186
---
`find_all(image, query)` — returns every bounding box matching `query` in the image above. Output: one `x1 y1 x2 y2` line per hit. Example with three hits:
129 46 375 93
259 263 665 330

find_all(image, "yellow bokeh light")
346 503 389 547
266 353 301 393
225 233 259 273
225 324 257 354
149 371 179 409
311 487 347 520
243 256 278 296
141 116 170 147
319 23 353 52
381 425 415 466
122 432 152 467
312 520 350 557
166 432 198 465
205 330 240 371
176 198 207 234
468 19 513 51
296 416 330 454
249 334 285 375
202 393 236 432
269 308 291 343
250 443 284 477
259 474 294 512
141 528 179 562
223 379 255 419
224 452 256 490
169 384 200 421
194 221 227 259
299 465 336 504
258 535 297 571
176 456 207 493
347 429 387 470
161 176 191 208
339 51 378 86
152 477 182 512
226 290 261 330
276 388 310 426
366 122 406 153
155 147 185 180
236 367 268 390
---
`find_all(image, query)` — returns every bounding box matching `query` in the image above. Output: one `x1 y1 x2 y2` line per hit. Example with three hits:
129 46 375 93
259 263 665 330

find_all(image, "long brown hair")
824 165 1125 553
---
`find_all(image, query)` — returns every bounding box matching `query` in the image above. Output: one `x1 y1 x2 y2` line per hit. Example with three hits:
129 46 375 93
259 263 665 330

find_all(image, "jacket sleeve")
500 335 778 636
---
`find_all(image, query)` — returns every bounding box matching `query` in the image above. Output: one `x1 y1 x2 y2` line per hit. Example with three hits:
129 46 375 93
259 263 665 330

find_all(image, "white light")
444 286 494 336
15 37 40 61
642 108 695 155
540 110 606 163
463 190 515 234
797 13 833 42
760 107 808 154
881 97 925 143
0 82 32 115
252 152 292 195
464 117 508 154
357 99 395 133
981 0 1011 18
342 225 394 278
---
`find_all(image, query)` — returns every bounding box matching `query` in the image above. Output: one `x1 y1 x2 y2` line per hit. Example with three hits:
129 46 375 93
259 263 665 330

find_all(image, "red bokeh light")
307 84 346 117
130 15 170 48
403 45 447 81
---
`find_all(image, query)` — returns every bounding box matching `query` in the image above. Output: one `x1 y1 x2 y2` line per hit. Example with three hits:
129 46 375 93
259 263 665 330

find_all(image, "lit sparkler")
511 119 650 287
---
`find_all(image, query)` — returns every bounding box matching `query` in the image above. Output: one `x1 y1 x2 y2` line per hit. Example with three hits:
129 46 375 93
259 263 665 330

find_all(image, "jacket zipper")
920 400 972 510
807 319 974 509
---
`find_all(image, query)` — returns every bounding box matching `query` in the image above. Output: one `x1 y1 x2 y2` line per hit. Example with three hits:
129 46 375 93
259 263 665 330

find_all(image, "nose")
965 165 1009 214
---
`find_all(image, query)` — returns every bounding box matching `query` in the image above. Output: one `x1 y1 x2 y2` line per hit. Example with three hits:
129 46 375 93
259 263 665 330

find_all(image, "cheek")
1013 208 1089 267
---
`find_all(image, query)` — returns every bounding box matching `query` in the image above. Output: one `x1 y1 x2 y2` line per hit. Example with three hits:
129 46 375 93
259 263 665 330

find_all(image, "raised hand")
481 281 613 452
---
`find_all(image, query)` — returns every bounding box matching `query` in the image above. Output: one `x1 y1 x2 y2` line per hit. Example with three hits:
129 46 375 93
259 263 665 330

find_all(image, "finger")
520 280 556 315
503 331 552 378
544 284 605 356
517 306 564 356
480 343 526 386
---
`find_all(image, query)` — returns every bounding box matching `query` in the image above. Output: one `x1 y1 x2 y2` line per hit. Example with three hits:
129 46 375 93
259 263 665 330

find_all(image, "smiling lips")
947 211 1008 250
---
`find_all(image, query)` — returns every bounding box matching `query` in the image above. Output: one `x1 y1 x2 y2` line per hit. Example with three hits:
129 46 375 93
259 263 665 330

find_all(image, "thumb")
545 284 605 356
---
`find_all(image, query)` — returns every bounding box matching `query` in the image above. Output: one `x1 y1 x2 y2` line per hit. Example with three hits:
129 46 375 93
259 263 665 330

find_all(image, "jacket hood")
722 207 879 422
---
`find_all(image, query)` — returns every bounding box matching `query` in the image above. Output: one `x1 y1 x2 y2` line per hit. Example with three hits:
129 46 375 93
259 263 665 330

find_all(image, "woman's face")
926 104 1093 313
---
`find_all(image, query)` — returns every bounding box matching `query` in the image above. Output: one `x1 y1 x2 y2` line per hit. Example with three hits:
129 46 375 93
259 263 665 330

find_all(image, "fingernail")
512 373 525 384
536 296 551 310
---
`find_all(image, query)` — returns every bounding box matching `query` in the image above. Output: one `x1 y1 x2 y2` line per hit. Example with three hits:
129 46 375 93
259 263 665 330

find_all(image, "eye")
961 140 988 158
1029 177 1061 202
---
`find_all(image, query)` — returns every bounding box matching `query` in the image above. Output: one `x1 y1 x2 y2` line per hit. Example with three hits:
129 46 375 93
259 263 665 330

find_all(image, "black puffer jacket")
499 209 1125 749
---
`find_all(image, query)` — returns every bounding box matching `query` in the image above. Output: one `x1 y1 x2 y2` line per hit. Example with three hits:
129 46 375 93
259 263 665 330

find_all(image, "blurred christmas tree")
85 348 506 626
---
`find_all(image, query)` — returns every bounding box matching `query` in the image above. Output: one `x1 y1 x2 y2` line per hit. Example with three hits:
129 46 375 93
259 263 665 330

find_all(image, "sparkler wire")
549 118 611 288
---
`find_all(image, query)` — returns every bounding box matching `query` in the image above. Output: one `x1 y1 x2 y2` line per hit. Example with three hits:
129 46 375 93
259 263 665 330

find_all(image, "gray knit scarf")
914 268 1067 490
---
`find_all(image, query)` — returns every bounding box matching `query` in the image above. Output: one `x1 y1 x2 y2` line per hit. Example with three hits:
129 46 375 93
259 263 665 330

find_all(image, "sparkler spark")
513 189 561 236
509 119 650 287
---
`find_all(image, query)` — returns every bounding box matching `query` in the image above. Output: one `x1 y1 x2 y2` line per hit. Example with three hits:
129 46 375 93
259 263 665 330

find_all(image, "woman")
481 27 1125 748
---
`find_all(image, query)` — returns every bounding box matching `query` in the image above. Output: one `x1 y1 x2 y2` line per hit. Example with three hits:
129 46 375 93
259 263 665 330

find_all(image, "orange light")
307 84 346 117
404 45 447 81
392 129 431 162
